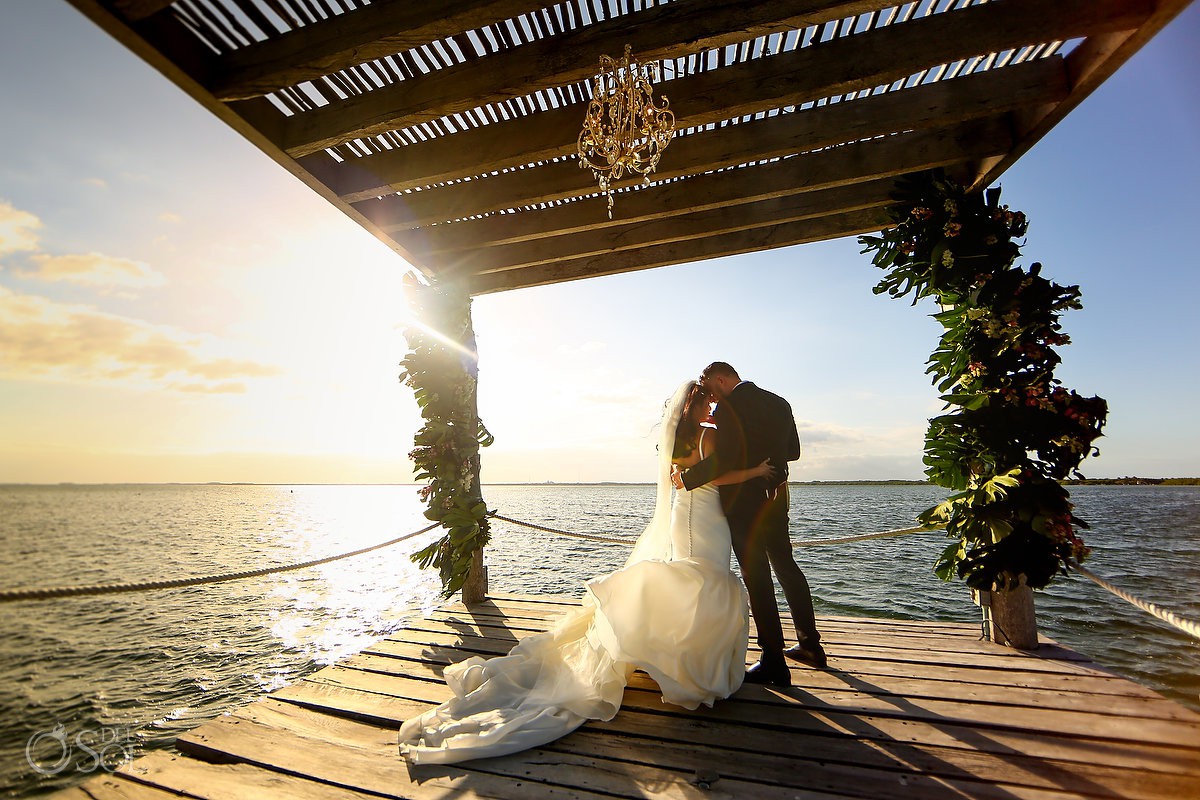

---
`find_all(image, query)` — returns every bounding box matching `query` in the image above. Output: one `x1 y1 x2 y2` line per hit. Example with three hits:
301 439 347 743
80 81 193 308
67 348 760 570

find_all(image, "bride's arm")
710 459 774 486
699 428 776 486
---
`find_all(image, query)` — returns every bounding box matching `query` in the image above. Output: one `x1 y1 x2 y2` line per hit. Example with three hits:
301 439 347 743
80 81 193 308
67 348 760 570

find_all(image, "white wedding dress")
398 382 749 765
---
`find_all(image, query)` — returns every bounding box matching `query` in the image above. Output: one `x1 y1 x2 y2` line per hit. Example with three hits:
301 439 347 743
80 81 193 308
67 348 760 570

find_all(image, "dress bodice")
671 482 732 566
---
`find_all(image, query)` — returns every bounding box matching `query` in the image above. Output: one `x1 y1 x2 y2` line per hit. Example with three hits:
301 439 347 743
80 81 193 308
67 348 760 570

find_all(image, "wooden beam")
110 0 174 22
72 0 220 88
441 179 898 276
405 116 1010 281
324 55 1066 204
377 59 1065 247
217 0 897 101
211 0 550 100
288 0 1149 163
467 208 892 294
433 177 897 267
971 0 1194 189
365 115 1013 235
267 0 895 146
422 117 1012 275
65 0 433 279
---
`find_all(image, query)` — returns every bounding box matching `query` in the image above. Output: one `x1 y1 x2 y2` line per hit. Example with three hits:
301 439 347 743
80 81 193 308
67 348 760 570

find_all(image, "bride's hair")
671 381 710 460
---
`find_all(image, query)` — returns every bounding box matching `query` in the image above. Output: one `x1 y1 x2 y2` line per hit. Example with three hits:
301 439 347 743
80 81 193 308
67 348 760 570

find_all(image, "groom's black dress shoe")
784 642 828 669
744 656 791 687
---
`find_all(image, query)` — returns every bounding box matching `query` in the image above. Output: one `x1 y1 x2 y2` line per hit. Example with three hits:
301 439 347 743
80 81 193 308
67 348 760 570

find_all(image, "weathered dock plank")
294 656 1200 777
58 593 1200 800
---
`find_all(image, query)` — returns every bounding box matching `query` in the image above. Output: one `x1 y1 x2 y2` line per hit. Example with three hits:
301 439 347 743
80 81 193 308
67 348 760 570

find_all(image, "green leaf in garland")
401 277 495 597
859 170 1107 589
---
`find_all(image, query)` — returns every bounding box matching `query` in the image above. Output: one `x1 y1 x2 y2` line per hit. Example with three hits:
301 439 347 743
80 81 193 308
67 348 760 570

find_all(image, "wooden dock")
59 592 1200 799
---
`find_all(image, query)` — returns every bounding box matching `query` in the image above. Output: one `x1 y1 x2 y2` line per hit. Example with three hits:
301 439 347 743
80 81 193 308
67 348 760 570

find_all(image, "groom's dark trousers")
682 382 821 653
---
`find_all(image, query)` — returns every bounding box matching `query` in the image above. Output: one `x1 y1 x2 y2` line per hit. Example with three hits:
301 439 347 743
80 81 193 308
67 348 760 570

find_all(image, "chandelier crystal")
577 45 676 219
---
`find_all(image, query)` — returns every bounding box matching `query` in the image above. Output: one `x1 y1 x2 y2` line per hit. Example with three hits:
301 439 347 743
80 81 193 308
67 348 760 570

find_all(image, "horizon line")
2 477 1196 487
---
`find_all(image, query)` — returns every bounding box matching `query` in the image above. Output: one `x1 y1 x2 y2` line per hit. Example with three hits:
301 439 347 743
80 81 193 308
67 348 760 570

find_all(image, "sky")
0 1 1197 485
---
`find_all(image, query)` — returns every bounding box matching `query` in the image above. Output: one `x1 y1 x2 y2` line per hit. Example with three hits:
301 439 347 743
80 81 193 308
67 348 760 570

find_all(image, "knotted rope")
490 511 935 547
792 525 936 546
0 522 440 603
488 512 637 544
7 509 1199 646
1069 560 1200 642
495 513 1200 641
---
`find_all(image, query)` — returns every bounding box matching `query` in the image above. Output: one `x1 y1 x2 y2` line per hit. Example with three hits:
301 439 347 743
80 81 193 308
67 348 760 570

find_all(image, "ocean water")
1 483 1197 797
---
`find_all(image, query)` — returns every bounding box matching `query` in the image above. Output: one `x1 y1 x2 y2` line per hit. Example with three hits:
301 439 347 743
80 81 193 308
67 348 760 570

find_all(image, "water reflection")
260 485 445 664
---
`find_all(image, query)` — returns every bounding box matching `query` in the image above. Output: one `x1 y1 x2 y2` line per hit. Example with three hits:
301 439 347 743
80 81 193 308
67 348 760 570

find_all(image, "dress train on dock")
398 476 749 764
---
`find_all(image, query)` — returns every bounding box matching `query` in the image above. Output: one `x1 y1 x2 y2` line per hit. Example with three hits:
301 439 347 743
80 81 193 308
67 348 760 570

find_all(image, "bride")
398 380 773 764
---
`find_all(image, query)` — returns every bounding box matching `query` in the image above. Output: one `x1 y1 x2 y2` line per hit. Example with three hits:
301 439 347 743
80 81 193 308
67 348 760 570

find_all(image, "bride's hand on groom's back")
670 464 685 490
752 459 777 481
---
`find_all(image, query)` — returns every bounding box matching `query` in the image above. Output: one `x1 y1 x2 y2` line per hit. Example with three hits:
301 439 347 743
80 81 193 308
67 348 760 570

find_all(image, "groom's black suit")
681 382 821 655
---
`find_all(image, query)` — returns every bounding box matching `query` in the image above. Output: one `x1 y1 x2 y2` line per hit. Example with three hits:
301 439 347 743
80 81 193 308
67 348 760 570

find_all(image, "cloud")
20 252 166 288
0 286 279 391
797 419 866 445
794 452 926 482
0 200 42 257
1 200 164 292
83 178 108 189
171 381 248 394
158 212 182 224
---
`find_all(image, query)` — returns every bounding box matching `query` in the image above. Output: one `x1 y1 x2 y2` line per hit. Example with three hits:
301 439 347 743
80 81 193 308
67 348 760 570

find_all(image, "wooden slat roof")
72 0 1192 294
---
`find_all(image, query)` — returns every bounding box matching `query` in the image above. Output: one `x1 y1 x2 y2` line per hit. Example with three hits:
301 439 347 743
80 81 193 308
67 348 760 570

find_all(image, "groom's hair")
701 362 739 381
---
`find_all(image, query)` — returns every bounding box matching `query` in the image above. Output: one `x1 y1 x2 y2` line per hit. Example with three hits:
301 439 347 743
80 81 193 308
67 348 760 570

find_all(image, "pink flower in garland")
860 172 1107 589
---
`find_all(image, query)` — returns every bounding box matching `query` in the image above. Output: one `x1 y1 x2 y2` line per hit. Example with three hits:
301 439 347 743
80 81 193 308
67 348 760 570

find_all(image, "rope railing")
489 512 937 546
792 525 936 546
5 509 1199 645
0 522 441 603
1069 560 1200 643
494 512 1200 642
488 512 637 544
0 514 939 602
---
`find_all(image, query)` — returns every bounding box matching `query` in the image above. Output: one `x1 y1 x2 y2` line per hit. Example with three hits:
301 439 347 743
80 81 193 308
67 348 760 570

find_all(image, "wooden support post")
459 286 488 607
976 573 1039 650
402 276 490 605
462 547 487 606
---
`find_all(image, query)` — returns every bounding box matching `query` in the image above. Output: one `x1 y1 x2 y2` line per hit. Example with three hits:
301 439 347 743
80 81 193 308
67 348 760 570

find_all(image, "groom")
674 362 825 686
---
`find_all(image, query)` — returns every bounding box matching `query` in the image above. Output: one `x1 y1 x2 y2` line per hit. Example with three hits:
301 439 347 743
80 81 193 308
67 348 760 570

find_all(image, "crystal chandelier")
577 45 676 219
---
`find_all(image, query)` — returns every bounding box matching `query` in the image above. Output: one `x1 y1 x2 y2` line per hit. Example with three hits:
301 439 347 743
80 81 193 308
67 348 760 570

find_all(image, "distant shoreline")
498 477 1200 487
2 477 1197 487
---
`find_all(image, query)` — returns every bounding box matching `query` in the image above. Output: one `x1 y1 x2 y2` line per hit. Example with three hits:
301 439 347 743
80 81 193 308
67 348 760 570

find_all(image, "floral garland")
859 171 1107 590
398 274 494 597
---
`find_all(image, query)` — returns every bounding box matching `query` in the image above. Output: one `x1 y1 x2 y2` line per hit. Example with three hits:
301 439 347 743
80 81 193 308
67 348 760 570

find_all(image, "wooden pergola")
69 0 1190 296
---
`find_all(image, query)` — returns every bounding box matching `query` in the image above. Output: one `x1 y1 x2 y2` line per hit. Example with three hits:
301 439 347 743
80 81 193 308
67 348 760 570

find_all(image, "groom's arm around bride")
675 362 825 685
